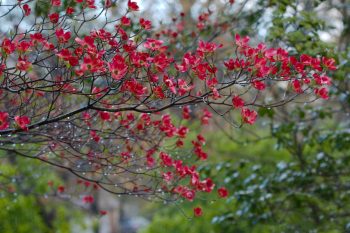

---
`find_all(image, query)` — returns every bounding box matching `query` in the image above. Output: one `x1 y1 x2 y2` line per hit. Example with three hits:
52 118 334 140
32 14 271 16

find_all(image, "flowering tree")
0 0 335 215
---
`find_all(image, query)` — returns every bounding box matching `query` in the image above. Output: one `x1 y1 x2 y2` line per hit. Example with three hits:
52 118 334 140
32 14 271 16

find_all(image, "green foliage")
34 0 79 16
142 122 350 232
0 156 83 233
34 0 51 17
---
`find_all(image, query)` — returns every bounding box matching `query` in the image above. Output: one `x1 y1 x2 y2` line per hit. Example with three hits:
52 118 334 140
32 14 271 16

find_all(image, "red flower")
52 0 61 6
128 0 139 11
292 79 302 93
197 134 206 144
57 185 65 193
144 38 164 51
300 54 312 66
321 57 337 71
139 18 152 30
105 0 112 8
86 0 96 8
314 74 331 86
198 178 215 192
315 87 329 100
121 16 131 26
182 106 191 120
99 111 111 121
49 13 59 24
224 58 236 70
66 7 75 15
84 181 91 187
99 210 108 215
117 28 129 40
232 95 244 108
193 144 208 160
241 108 257 125
14 115 31 131
183 189 195 201
178 79 194 96
122 79 147 96
16 56 31 71
235 34 250 47
0 112 9 130
206 77 218 89
218 187 229 198
56 48 71 59
153 53 173 72
177 126 189 138
253 80 266 90
75 35 95 49
68 56 79 66
162 171 173 183
2 38 16 55
163 76 176 94
159 152 172 167
108 55 128 80
153 86 165 99
201 109 212 125
55 28 71 43
197 40 222 55
146 155 155 167
121 152 131 161
30 33 45 43
82 195 94 204
0 64 5 77
194 207 203 217
17 41 31 53
43 41 54 50
90 130 100 142
23 4 31 16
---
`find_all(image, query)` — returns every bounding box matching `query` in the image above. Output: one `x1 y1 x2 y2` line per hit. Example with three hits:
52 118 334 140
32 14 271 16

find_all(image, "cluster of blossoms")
0 0 335 216
0 112 30 131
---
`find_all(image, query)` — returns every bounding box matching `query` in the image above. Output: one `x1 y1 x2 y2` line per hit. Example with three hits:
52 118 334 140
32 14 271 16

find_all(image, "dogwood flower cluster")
0 0 336 216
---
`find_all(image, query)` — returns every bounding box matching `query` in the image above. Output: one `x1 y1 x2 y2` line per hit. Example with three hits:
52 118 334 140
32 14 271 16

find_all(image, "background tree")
143 0 349 232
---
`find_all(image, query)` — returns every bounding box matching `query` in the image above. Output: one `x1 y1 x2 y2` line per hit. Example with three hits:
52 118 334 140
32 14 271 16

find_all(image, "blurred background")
1 0 349 232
